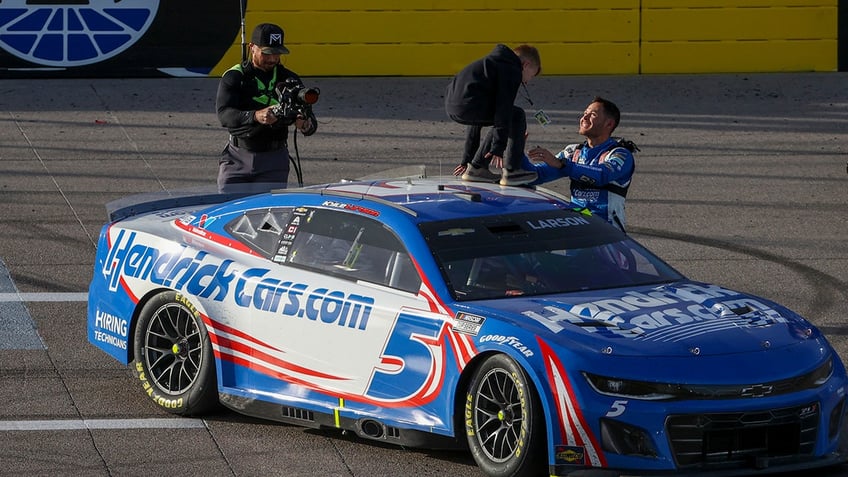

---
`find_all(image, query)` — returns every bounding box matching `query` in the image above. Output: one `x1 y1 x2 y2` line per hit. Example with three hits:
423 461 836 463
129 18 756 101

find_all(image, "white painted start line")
0 257 90 350
0 292 88 302
0 418 206 431
0 264 202 433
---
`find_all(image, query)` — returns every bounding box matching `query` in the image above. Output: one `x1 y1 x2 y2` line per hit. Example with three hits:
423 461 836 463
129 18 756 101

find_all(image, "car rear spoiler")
105 166 433 222
105 186 261 222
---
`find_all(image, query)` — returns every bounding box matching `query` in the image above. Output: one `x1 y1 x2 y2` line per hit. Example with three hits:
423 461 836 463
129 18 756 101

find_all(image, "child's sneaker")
499 168 538 186
461 164 500 183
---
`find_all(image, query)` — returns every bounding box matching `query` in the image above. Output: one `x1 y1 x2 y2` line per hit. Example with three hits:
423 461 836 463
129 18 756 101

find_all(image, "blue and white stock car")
87 176 848 477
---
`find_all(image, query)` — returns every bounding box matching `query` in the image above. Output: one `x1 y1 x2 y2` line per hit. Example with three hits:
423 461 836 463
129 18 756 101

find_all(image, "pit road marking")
0 418 205 431
0 257 87 350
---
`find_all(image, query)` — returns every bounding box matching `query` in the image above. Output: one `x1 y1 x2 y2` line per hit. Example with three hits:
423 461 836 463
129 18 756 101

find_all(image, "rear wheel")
465 354 546 477
133 291 218 415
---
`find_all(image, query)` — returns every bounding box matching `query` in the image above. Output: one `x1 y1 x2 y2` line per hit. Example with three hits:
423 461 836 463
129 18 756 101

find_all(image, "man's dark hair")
593 96 621 132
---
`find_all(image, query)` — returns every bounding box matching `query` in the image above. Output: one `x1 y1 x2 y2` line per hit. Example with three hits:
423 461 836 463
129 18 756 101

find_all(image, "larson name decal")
526 216 590 229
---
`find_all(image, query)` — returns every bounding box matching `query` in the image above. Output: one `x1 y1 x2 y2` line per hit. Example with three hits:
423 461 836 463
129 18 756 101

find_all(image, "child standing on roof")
445 44 541 186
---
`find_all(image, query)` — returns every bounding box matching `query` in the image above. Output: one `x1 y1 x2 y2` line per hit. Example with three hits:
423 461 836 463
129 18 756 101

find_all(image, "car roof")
106 171 574 225
277 177 572 223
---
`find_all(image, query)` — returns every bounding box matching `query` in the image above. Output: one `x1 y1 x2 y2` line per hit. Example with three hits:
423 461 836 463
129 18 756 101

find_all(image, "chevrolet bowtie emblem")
741 384 774 398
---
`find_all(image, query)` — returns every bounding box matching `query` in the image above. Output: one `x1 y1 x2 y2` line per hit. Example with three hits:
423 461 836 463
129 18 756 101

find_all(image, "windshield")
420 210 683 301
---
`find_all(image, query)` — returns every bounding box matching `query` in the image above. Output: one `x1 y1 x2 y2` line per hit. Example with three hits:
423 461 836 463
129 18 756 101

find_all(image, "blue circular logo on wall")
0 0 159 67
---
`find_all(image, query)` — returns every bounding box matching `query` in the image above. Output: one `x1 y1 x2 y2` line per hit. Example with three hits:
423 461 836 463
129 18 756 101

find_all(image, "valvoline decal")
103 229 374 330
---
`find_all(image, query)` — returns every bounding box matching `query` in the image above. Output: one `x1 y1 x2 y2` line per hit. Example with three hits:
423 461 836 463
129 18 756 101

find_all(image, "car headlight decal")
583 356 834 401
812 357 834 386
584 373 678 401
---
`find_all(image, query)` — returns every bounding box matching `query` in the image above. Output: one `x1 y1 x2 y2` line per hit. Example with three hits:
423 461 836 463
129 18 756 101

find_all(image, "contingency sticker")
453 312 485 336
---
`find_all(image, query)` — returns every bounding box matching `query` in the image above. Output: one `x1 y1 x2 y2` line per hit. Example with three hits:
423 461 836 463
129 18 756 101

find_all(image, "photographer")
216 23 316 193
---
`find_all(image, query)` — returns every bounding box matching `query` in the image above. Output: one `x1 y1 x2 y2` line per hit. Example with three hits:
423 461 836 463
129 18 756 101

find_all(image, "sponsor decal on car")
92 309 129 350
321 200 380 217
479 334 534 357
555 445 586 465
453 312 485 336
521 284 788 339
526 216 590 230
104 229 374 331
437 228 476 237
183 213 215 228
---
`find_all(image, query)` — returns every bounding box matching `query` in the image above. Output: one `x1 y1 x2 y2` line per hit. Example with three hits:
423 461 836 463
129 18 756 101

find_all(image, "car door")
231 206 448 407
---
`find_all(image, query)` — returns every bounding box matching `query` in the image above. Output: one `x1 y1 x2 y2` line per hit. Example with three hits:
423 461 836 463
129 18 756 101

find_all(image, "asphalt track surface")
0 73 846 476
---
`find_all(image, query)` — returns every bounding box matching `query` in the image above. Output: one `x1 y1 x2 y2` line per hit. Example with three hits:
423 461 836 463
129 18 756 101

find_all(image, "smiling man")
525 96 638 232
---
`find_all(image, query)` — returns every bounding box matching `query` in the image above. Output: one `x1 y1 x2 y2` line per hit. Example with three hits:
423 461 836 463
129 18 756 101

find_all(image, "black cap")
251 23 289 55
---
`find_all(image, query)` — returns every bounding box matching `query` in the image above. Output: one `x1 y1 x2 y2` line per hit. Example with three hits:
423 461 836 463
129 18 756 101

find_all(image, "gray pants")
217 142 290 193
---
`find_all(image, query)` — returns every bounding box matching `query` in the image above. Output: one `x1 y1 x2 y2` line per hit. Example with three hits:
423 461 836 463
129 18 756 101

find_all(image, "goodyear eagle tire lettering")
133 290 218 415
465 354 546 477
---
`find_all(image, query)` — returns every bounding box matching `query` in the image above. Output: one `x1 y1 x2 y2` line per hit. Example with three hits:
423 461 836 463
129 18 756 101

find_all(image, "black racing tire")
133 291 218 415
465 354 547 477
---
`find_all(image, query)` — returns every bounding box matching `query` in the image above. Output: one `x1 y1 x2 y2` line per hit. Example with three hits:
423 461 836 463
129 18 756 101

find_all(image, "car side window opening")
226 208 294 259
286 208 421 293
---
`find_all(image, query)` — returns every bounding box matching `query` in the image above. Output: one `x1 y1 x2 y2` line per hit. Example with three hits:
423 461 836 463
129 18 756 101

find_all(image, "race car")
87 174 848 477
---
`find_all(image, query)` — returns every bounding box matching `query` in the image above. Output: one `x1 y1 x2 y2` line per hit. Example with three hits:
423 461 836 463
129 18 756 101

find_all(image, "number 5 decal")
606 400 628 418
366 310 444 405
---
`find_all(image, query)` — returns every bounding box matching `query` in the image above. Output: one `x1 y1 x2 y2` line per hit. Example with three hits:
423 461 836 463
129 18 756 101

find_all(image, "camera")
272 77 319 135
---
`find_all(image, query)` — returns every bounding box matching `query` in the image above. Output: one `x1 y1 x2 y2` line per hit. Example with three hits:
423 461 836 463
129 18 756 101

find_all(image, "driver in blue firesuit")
524 96 637 233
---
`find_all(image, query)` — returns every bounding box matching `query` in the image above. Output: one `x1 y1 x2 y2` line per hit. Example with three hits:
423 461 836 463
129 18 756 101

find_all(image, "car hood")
467 281 818 358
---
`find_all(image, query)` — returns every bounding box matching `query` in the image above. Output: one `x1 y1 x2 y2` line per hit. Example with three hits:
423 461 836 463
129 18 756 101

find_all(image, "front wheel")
133 291 218 415
465 354 546 477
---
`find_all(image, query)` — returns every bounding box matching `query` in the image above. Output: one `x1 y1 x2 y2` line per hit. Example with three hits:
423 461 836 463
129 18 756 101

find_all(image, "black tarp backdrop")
0 0 241 78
